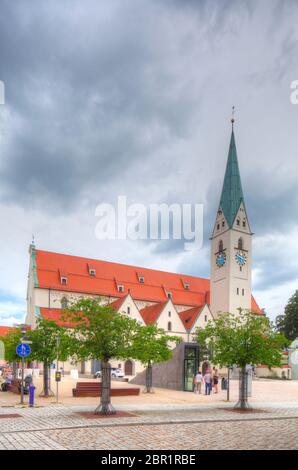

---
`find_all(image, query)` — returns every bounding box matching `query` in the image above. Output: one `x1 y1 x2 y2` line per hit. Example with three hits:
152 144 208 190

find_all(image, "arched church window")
61 297 68 309
218 240 223 252
243 220 246 228
238 238 243 250
236 218 240 226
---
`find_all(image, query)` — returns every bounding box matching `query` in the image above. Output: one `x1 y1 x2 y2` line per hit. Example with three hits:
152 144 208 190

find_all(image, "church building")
25 122 263 382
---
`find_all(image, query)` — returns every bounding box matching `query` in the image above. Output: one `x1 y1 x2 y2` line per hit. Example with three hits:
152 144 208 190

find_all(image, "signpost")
16 343 31 405
55 334 60 404
55 371 61 382
16 343 31 358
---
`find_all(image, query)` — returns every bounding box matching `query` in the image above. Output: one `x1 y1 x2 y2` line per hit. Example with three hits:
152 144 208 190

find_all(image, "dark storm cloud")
0 0 204 208
0 0 298 323
0 0 265 210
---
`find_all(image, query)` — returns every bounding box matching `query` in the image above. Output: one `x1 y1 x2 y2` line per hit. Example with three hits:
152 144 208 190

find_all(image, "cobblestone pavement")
0 416 297 450
0 404 298 449
1 403 298 432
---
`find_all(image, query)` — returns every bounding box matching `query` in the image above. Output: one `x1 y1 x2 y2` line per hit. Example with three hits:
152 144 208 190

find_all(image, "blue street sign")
16 343 31 358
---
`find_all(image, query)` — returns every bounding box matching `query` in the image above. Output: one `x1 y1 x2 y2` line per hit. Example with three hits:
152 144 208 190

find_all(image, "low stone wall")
130 343 185 390
255 366 291 380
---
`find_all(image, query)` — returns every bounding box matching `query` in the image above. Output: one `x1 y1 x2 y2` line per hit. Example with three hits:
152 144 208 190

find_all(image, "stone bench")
72 381 140 397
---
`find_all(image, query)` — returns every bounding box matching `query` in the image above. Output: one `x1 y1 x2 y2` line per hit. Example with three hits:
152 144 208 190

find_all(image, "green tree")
28 318 74 397
1 328 22 376
132 323 181 393
63 298 140 415
194 310 287 409
276 290 298 340
2 329 22 362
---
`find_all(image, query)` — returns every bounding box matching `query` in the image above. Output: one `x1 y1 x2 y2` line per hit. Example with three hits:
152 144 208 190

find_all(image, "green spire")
219 128 244 227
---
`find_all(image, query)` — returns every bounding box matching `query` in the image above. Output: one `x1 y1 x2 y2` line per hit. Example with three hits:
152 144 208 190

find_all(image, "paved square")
1 379 298 450
0 403 298 450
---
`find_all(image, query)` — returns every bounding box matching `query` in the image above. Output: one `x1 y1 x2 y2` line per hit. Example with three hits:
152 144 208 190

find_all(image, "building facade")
25 124 262 377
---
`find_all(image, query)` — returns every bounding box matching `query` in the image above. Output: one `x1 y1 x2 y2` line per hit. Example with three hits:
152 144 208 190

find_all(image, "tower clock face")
235 251 247 266
216 252 226 267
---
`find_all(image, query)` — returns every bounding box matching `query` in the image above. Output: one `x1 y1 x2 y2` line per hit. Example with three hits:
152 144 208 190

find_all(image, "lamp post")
20 325 27 405
56 333 60 404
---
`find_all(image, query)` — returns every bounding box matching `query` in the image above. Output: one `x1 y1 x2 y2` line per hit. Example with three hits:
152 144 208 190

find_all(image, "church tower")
210 117 252 316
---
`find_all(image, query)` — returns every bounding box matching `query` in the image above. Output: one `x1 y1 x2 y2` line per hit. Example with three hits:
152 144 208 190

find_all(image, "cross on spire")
231 105 235 128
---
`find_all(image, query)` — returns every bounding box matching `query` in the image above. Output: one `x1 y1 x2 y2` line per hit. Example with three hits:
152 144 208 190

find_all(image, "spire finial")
231 105 235 128
32 234 35 246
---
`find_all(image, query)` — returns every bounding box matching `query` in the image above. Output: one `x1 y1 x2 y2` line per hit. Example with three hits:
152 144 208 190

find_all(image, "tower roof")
219 129 244 227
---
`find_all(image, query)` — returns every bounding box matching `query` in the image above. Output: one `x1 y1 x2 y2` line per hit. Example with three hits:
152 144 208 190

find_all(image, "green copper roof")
219 129 244 227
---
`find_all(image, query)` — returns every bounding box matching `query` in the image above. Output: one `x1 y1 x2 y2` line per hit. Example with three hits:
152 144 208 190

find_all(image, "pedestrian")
203 369 212 395
1 372 12 392
193 370 203 394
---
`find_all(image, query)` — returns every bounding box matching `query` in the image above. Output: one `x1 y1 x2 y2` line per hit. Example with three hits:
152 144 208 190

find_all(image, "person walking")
203 370 212 395
193 370 203 394
213 369 219 393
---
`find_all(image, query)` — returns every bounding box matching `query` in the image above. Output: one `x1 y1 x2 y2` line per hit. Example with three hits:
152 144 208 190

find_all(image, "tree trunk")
234 365 251 409
95 360 116 415
39 360 54 397
144 361 153 393
44 360 49 397
12 362 17 378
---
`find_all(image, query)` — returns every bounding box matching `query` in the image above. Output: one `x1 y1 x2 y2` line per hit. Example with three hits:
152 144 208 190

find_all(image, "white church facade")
25 123 263 379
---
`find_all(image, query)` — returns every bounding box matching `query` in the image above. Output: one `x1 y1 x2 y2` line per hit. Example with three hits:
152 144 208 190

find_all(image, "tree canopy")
276 290 298 341
28 318 74 364
63 298 140 362
194 310 287 368
132 323 181 366
1 328 22 362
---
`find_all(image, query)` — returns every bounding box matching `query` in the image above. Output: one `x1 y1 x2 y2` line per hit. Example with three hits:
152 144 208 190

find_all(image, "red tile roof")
39 308 73 327
109 296 127 311
34 249 263 313
0 326 14 337
179 306 205 330
251 295 262 313
139 302 167 324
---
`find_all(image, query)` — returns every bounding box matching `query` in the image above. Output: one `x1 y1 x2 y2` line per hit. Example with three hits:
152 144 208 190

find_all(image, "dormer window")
167 292 172 299
88 263 96 277
182 278 190 290
59 269 68 286
139 276 145 284
118 285 124 293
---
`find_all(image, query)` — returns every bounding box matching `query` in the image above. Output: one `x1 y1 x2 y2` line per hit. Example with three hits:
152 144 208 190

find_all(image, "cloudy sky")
0 0 297 325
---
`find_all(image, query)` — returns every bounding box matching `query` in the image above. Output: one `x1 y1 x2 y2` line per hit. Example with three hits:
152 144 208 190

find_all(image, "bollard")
29 383 35 407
